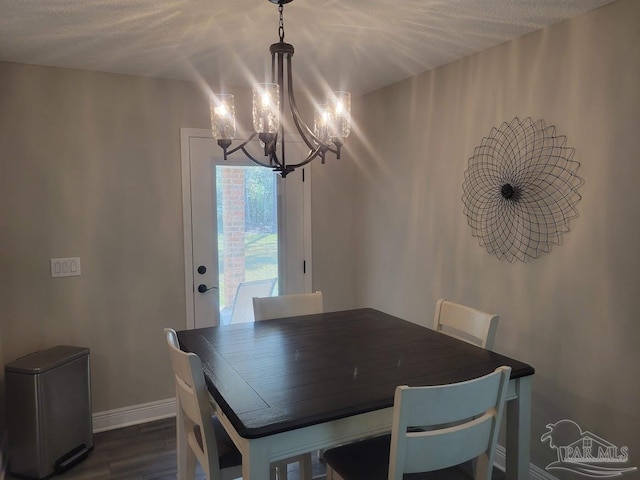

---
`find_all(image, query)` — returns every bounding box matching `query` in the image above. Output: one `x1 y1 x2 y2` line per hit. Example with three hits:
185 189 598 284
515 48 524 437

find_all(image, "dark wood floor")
6 417 505 480
6 417 325 480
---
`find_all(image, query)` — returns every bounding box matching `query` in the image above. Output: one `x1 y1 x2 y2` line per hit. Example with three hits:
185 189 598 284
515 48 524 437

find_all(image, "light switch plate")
51 257 81 278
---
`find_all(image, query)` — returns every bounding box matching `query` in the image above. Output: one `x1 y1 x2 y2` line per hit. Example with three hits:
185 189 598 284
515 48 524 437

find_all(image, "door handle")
197 284 218 293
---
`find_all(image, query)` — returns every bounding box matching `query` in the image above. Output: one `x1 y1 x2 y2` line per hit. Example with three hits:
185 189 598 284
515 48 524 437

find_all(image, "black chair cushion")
323 434 475 480
324 434 393 480
213 415 243 470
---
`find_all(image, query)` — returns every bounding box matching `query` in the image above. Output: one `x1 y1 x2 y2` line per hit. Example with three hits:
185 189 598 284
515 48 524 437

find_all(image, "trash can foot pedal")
54 443 91 474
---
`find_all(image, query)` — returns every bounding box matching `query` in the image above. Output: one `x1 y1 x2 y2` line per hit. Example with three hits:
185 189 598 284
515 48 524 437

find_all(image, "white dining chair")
323 366 511 480
221 278 277 325
164 328 242 480
433 298 500 351
252 291 323 321
251 292 323 480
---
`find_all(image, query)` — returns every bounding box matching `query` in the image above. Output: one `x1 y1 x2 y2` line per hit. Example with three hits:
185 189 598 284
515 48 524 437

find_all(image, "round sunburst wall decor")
462 117 584 263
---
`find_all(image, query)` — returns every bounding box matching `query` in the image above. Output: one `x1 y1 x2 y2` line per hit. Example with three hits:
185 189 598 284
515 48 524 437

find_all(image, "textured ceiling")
0 0 616 95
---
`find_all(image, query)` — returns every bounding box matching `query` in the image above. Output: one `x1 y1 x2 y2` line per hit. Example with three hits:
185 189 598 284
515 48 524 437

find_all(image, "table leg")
243 438 272 480
300 453 313 480
505 376 532 480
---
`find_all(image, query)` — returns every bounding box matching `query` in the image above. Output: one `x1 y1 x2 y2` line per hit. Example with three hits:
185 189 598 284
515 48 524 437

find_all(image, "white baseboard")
494 445 558 480
92 398 176 433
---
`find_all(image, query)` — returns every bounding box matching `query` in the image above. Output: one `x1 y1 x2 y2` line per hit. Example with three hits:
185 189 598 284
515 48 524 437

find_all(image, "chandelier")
209 0 351 177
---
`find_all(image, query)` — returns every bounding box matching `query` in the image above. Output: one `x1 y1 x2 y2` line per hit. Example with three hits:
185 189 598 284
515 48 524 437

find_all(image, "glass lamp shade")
253 83 280 134
210 94 236 140
314 105 332 144
328 91 351 138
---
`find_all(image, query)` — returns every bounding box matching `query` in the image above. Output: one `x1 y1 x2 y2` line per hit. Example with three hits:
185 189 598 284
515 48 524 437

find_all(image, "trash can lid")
5 345 90 374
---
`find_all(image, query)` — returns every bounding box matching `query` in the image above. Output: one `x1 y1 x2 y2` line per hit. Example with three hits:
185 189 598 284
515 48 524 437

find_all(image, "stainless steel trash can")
5 346 93 479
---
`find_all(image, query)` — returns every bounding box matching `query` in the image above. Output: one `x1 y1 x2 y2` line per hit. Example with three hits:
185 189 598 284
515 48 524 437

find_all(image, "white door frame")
180 128 312 330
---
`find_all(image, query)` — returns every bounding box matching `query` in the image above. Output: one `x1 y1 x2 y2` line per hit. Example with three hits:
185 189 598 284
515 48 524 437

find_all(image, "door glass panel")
216 165 278 324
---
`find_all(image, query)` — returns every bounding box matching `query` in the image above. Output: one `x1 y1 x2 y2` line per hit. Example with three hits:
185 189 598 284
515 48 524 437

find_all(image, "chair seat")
323 435 391 480
323 435 475 480
212 416 242 470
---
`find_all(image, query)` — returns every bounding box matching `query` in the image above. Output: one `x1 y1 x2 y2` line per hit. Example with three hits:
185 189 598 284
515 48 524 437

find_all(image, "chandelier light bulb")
210 94 236 141
329 91 351 139
253 83 280 134
314 105 332 144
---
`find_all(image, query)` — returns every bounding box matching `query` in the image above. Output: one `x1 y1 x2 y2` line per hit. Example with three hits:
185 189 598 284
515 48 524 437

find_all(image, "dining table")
176 307 535 480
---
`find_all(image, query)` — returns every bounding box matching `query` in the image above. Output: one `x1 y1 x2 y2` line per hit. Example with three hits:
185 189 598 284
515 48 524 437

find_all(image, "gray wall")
0 63 208 411
310 154 358 311
347 0 639 472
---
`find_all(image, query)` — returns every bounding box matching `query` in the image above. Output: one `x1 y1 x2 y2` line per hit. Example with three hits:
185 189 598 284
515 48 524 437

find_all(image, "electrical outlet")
51 257 81 278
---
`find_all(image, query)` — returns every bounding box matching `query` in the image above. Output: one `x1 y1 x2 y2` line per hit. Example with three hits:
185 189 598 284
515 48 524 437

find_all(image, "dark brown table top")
177 308 534 439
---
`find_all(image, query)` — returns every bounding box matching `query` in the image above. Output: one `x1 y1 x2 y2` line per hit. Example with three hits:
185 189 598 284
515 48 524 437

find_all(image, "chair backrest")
164 328 222 480
433 298 499 350
388 366 511 480
229 278 277 324
252 291 323 321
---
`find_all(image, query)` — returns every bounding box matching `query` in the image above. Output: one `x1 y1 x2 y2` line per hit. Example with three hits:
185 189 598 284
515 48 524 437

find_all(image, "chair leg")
270 454 314 480
299 453 313 480
183 446 197 480
176 412 196 480
271 461 288 480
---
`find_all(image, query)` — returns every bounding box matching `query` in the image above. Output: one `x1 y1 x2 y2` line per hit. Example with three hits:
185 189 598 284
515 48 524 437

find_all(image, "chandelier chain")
278 3 285 42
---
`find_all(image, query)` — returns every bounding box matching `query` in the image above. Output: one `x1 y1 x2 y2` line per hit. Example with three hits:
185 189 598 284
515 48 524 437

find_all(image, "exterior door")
180 129 311 329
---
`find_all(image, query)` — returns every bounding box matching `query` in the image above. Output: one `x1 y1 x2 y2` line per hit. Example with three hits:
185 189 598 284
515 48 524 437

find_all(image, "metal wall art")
462 117 583 263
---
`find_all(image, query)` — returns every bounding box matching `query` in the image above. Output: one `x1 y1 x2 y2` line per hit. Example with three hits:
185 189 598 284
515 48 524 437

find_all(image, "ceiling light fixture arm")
285 55 340 159
219 133 282 170
218 132 256 160
241 144 280 169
